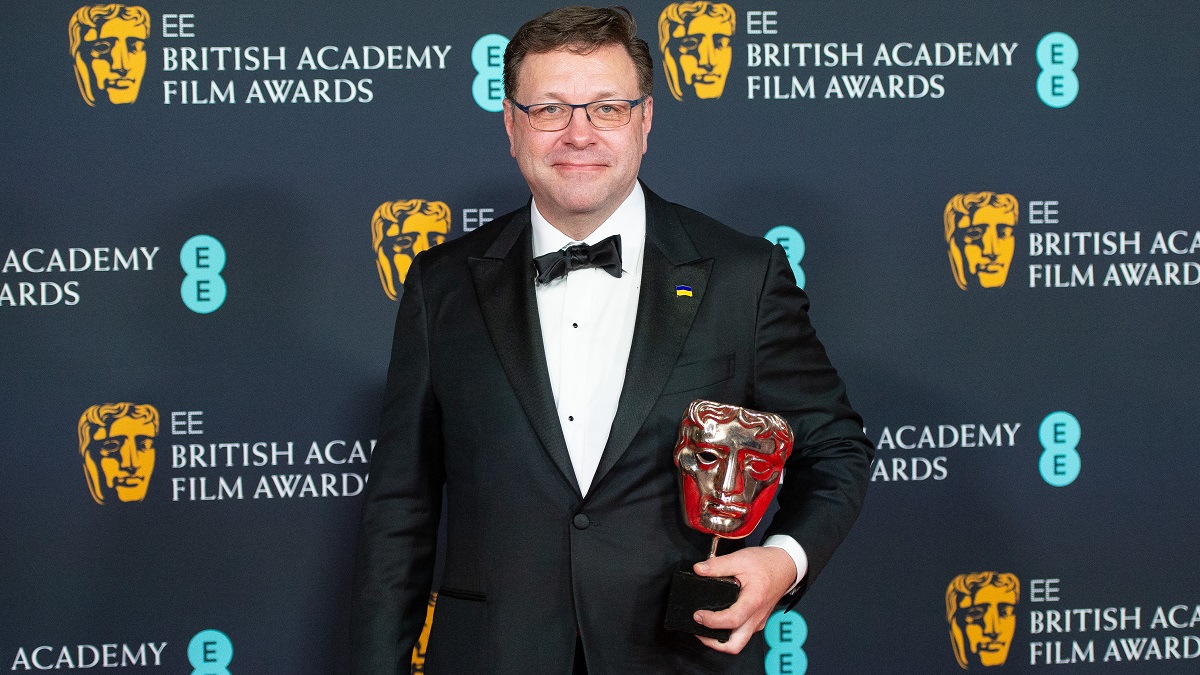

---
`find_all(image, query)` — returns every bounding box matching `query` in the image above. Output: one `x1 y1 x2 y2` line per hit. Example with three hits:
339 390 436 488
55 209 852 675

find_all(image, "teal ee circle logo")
1036 32 1079 108
764 608 808 675
765 226 806 289
180 235 227 314
472 34 509 112
188 629 232 675
1038 411 1081 486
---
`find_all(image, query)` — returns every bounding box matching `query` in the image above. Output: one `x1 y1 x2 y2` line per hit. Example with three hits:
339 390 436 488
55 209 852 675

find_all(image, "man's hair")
78 402 159 455
504 6 654 100
657 1 736 54
675 400 794 460
371 199 451 252
943 192 1019 243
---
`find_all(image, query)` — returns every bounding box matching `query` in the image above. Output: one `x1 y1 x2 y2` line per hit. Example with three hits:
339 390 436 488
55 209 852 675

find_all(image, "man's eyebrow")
535 91 624 102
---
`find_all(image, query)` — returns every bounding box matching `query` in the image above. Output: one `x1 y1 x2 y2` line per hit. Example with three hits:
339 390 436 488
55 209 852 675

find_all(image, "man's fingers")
696 624 755 654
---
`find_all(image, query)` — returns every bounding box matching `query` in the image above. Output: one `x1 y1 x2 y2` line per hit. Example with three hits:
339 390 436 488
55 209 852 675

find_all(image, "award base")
664 567 740 642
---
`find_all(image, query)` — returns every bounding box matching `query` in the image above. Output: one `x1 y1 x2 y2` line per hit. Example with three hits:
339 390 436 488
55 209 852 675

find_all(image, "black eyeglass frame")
508 96 648 131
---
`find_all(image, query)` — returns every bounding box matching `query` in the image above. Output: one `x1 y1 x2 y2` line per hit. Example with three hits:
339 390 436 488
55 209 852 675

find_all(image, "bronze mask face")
673 400 793 539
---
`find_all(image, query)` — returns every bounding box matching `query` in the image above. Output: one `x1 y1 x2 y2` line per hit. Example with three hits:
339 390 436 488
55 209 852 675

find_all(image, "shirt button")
568 415 574 421
572 323 578 328
573 513 590 529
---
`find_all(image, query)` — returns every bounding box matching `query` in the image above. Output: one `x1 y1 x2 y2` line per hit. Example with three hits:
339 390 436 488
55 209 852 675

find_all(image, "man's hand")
691 546 797 654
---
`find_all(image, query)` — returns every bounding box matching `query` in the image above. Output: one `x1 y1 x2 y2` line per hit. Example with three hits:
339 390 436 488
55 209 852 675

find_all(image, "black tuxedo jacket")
351 186 873 674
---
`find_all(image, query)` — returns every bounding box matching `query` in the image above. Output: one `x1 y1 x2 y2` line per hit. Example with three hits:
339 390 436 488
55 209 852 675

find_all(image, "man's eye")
536 104 564 116
594 104 617 115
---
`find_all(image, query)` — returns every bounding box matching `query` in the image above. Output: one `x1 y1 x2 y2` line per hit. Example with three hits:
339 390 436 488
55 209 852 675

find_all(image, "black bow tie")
533 234 622 284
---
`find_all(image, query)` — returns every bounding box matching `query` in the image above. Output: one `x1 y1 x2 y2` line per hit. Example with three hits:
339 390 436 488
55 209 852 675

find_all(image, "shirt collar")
531 183 646 276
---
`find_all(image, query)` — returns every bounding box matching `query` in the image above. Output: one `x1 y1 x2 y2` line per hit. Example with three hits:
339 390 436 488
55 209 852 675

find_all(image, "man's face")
951 205 1016 288
503 43 652 229
80 17 148 104
675 418 786 538
383 211 448 288
955 585 1017 667
84 416 156 503
670 15 733 99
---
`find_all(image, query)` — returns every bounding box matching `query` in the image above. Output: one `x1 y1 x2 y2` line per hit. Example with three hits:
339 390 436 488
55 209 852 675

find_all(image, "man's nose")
562 106 597 145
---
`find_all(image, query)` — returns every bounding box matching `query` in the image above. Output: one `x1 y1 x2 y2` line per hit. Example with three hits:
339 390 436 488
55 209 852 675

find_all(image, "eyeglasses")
509 96 647 131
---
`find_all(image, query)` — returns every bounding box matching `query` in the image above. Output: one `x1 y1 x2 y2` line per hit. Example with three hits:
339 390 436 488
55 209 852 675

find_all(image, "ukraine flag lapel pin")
675 284 693 297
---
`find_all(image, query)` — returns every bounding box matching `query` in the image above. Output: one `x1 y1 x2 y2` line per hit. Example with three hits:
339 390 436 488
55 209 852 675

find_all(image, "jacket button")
572 513 590 529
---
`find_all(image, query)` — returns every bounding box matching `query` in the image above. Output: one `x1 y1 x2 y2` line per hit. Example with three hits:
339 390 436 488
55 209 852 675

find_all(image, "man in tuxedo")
351 6 872 674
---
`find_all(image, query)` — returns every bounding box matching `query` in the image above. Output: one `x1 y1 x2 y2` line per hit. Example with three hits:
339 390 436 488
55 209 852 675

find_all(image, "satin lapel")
592 190 712 489
468 210 581 496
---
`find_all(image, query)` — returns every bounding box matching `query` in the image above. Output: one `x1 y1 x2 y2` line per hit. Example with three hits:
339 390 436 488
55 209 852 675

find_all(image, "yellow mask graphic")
70 5 150 106
946 572 1020 669
78 403 158 504
945 193 1019 290
372 199 451 300
659 2 736 101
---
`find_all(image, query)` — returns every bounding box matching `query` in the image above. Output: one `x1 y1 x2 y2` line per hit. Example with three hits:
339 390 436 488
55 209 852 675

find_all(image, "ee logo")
765 226 806 289
180 235 227 314
472 34 509 112
1036 32 1079 108
764 609 808 674
1039 411 1081 487
188 629 232 675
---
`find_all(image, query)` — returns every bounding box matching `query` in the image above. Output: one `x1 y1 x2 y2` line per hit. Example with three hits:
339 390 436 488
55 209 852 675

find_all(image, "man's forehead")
517 44 638 99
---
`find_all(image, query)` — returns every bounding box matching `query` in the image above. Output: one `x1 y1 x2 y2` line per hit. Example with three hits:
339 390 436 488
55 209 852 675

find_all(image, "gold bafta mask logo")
70 5 150 106
945 193 1019 290
372 199 451 300
659 2 736 101
78 403 159 504
946 572 1020 669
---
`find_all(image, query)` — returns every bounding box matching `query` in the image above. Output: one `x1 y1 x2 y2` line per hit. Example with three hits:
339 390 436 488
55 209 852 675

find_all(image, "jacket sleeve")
754 244 874 598
350 253 445 674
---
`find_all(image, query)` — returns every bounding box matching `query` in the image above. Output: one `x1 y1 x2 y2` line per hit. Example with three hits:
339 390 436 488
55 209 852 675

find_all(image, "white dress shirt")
531 183 808 588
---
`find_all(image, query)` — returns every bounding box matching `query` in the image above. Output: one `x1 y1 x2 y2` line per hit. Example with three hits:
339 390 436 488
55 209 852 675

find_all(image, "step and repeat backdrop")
2 1 1198 673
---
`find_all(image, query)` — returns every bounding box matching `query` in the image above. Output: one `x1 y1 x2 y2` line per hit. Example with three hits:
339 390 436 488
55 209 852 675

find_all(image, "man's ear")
640 96 653 154
503 98 517 158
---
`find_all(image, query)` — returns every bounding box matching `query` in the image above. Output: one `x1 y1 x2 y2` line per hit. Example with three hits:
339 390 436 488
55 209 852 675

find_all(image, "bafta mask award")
664 399 795 641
